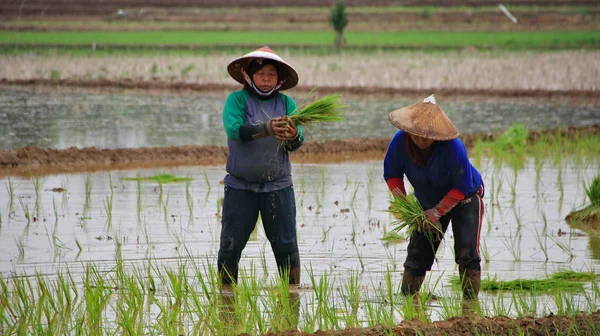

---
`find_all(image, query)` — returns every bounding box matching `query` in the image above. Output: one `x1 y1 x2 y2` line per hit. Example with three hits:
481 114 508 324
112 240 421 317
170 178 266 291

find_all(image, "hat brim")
227 50 298 91
388 102 459 141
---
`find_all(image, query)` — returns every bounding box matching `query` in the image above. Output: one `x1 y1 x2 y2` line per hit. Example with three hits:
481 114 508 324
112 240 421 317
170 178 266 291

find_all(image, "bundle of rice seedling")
566 174 600 224
389 194 442 237
289 93 346 126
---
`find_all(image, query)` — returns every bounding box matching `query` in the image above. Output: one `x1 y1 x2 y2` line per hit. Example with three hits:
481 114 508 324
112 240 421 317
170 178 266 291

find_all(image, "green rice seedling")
338 269 361 328
436 290 462 320
75 237 82 258
32 176 42 216
366 166 375 215
549 235 575 261
157 181 164 206
566 174 600 224
14 234 25 260
103 195 113 231
84 174 92 217
163 192 170 226
533 222 549 262
201 169 211 204
122 174 193 184
381 227 406 243
481 238 490 263
17 197 30 224
511 291 538 318
389 194 442 238
84 265 112 335
501 233 521 261
289 93 346 127
350 180 360 209
307 266 339 331
136 177 142 224
186 179 193 224
5 175 15 215
550 269 596 281
451 273 585 292
267 271 300 333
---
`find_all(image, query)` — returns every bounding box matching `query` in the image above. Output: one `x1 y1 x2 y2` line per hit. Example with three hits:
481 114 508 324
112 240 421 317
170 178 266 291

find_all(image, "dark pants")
404 191 484 276
217 185 300 284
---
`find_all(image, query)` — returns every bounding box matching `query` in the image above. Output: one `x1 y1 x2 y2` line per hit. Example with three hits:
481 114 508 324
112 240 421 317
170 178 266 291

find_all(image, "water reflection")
1 87 599 150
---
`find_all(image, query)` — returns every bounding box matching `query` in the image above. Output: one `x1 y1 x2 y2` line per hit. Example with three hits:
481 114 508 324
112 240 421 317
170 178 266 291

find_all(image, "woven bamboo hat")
227 46 298 91
388 95 459 140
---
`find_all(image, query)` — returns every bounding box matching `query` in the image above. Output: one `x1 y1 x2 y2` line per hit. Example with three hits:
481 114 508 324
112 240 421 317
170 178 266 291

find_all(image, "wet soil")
4 79 599 104
260 310 600 335
1 125 598 177
2 11 598 32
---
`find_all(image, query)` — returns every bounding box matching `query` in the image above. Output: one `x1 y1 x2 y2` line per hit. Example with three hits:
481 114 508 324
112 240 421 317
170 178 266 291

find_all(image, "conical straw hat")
227 46 298 91
388 95 459 141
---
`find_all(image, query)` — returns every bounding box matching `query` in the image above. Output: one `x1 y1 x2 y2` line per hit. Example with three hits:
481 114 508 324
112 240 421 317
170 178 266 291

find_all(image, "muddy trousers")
402 192 484 297
218 186 300 285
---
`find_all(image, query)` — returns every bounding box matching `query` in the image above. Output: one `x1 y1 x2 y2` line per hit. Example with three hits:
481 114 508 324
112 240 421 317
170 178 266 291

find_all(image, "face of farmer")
409 134 435 149
252 64 279 93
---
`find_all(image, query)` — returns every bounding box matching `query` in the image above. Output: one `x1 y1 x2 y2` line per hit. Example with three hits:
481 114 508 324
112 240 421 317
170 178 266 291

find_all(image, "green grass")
1 30 598 49
122 174 193 184
450 270 596 292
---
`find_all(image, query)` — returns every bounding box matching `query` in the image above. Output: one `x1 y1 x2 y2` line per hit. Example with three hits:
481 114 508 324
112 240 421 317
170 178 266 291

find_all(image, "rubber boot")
461 269 481 300
289 267 300 286
401 269 425 296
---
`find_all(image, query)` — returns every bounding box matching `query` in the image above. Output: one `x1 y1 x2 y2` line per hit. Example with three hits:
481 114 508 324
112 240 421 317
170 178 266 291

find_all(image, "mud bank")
1 126 598 177
262 310 600 336
3 79 600 104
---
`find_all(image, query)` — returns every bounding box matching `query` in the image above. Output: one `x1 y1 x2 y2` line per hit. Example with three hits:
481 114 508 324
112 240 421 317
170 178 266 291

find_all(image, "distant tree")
329 0 348 49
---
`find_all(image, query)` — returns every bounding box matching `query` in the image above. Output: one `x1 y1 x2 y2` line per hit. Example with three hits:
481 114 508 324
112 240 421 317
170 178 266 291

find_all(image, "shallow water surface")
0 158 598 325
1 87 599 149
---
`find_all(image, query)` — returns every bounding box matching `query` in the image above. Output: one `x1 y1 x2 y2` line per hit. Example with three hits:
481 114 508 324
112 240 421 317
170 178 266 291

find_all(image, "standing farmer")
383 95 485 300
218 46 303 286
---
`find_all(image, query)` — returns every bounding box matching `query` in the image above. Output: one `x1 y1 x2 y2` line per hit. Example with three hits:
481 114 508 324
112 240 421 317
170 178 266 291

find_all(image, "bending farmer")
383 95 485 300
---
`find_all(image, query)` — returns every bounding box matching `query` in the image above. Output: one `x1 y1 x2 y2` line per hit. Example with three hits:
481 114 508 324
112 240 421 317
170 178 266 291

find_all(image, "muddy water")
1 87 600 150
0 159 598 323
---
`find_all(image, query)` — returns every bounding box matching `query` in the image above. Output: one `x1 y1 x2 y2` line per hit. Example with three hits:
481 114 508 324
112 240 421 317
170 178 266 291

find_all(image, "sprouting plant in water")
84 174 92 216
32 176 42 217
566 173 600 224
501 233 521 262
5 175 15 214
136 177 142 224
186 179 194 224
18 197 30 224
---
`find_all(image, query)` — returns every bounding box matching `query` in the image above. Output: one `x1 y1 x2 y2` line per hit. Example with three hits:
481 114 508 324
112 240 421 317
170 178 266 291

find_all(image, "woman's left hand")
271 116 298 141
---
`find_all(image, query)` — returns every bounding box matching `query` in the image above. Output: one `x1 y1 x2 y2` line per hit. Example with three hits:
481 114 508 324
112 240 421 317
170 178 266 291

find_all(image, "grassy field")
1 30 599 49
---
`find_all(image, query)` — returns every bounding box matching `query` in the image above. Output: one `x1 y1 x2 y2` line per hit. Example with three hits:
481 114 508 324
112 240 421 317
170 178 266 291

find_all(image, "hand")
421 208 443 235
270 116 298 141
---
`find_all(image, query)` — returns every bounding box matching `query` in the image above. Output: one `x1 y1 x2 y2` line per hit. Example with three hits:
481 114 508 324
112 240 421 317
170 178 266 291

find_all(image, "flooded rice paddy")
1 86 599 150
1 159 599 326
1 87 599 332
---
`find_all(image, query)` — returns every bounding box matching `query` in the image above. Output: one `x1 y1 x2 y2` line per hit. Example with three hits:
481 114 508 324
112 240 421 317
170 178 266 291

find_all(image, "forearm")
431 188 465 218
284 134 303 151
386 177 406 198
238 121 272 141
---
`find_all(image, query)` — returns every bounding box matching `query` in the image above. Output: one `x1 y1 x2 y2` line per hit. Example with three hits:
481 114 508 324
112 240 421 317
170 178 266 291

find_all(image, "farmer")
218 46 303 286
383 95 485 300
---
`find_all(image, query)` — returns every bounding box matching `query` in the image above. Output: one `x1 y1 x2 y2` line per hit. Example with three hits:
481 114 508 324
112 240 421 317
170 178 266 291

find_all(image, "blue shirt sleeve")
383 131 405 181
446 139 475 196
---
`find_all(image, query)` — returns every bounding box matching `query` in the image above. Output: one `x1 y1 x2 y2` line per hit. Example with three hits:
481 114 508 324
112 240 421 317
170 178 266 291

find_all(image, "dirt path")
1 126 598 177
262 310 600 335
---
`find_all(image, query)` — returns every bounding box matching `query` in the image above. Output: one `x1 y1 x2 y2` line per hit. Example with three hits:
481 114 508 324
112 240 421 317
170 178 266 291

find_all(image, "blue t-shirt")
383 130 483 209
